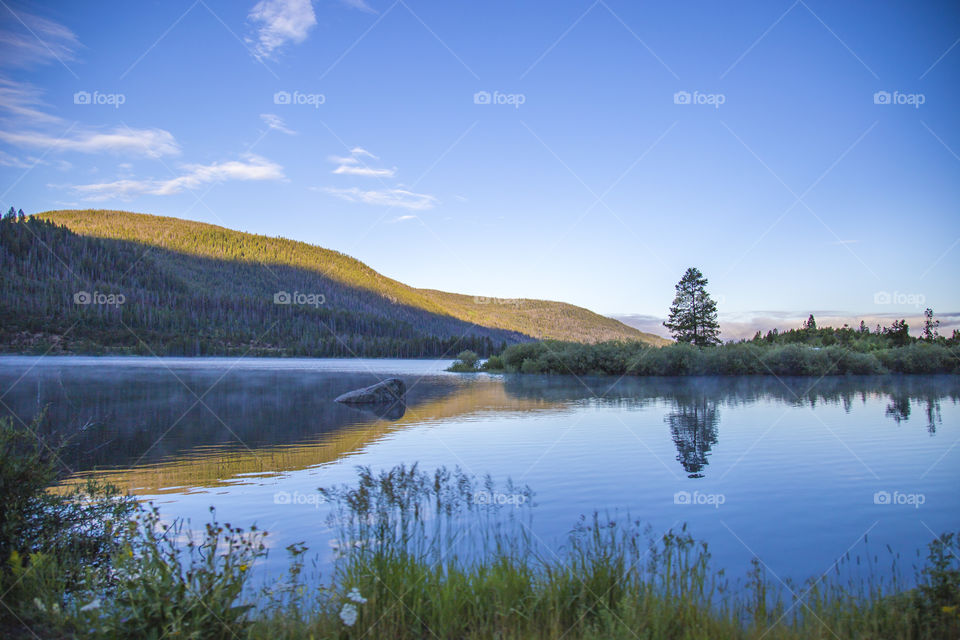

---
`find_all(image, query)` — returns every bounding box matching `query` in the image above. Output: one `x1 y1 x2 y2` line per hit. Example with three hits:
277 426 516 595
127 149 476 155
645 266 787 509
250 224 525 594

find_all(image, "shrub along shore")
2 416 959 639
450 325 960 376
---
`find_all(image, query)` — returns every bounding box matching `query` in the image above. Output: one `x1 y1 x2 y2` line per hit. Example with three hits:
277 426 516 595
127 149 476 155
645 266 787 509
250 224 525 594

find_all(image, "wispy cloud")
339 0 378 14
68 154 285 200
0 77 181 158
260 112 296 135
0 126 180 158
320 187 438 210
329 147 396 177
0 77 61 124
247 0 317 61
0 9 80 69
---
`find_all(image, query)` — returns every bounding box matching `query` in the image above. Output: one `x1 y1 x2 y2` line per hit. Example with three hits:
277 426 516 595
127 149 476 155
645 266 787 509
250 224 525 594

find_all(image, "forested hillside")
0 210 660 356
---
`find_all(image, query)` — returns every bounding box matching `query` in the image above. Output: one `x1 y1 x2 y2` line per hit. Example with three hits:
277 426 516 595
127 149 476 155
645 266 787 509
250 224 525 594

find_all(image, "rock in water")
335 378 406 404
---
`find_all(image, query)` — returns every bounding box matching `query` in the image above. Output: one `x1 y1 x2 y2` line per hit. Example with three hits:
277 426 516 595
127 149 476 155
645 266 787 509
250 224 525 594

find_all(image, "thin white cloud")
0 77 61 124
0 10 80 69
0 127 180 158
328 147 396 177
68 154 285 200
260 112 296 135
321 187 438 211
247 0 317 61
0 78 181 158
333 164 396 177
339 0 377 14
0 149 34 168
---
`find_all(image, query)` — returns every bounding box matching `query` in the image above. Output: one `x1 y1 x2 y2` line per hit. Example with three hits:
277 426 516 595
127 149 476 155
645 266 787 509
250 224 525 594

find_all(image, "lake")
1 356 957 591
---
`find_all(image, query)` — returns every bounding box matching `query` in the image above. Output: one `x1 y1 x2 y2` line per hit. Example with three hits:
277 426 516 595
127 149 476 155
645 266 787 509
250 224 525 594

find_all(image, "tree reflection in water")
665 394 719 478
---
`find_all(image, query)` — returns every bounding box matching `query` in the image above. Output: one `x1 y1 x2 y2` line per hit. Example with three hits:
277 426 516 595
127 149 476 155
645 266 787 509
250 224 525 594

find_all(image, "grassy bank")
2 418 958 639
450 340 960 376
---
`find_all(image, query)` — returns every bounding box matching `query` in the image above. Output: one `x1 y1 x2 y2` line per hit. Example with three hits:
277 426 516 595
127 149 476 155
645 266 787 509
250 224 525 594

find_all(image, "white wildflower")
347 587 367 604
339 602 358 626
79 598 101 612
34 598 46 612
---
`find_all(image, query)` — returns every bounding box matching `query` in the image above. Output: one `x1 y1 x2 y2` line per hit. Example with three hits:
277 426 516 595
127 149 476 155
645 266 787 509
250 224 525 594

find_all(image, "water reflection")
0 359 956 491
665 394 719 478
501 374 958 476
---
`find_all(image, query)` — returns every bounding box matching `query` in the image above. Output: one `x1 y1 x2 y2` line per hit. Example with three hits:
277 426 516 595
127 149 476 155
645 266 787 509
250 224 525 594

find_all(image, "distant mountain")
0 210 665 356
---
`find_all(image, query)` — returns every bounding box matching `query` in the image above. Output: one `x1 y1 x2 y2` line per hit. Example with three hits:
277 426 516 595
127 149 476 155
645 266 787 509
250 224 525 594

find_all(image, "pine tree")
803 314 817 330
3 207 14 221
663 267 721 346
922 308 939 341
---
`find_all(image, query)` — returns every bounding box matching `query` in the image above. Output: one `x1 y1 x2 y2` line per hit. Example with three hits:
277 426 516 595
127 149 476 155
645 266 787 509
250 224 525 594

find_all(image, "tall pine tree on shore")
663 267 721 346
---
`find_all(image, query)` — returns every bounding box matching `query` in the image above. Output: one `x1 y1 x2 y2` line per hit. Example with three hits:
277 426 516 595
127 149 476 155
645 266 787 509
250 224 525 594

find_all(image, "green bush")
481 354 504 371
0 415 138 632
497 340 956 377
447 350 480 372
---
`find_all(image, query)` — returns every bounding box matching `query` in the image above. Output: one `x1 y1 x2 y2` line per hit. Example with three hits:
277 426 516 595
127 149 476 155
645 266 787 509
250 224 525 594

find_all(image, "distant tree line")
450 266 959 376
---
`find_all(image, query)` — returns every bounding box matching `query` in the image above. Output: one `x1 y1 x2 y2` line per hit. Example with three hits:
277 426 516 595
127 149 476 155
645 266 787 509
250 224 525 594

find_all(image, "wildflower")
339 602 358 627
79 599 101 612
347 587 367 604
34 598 46 612
239 564 248 572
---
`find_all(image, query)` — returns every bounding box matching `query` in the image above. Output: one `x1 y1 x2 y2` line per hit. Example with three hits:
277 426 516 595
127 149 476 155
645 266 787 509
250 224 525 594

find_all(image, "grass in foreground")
2 417 958 639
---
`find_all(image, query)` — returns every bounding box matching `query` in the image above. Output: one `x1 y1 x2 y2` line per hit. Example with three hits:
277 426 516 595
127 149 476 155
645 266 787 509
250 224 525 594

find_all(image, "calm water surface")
1 356 957 590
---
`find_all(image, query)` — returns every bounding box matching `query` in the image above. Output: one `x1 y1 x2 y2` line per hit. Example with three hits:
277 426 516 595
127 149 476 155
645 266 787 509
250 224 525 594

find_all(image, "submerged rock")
335 378 406 404
342 399 406 421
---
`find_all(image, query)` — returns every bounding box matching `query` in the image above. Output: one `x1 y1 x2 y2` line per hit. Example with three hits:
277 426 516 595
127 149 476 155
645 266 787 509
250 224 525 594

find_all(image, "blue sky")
1 0 958 335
